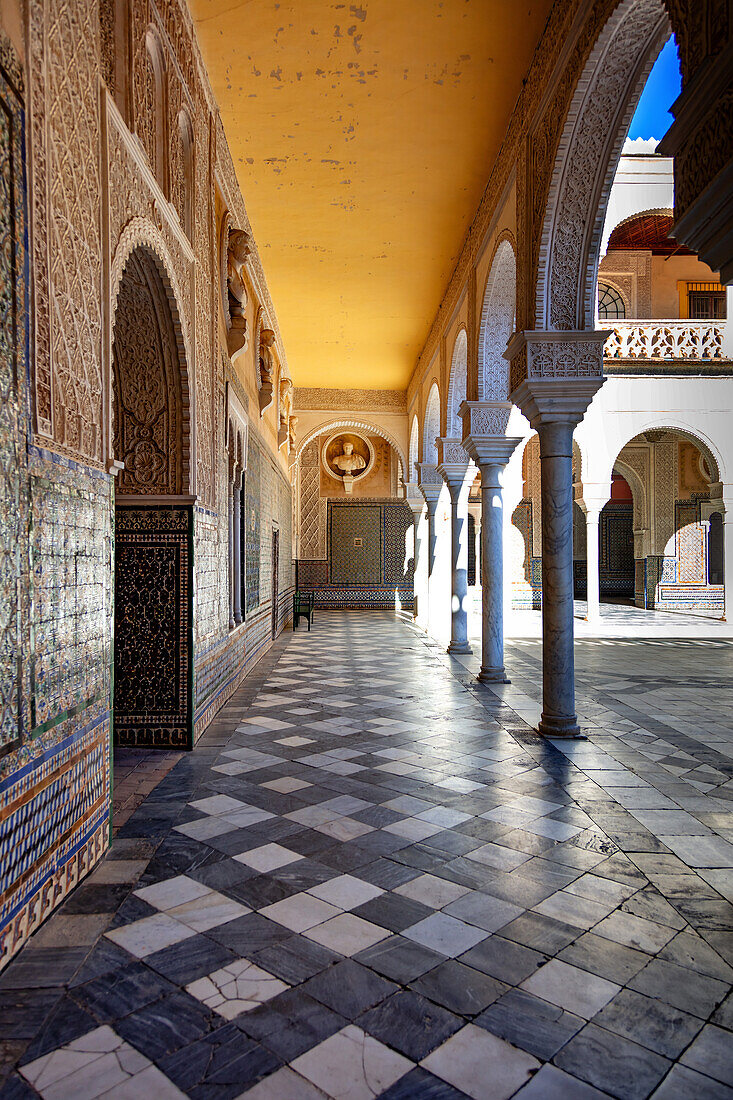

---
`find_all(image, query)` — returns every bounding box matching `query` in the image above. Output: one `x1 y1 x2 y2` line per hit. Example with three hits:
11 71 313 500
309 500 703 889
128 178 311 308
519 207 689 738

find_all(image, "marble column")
723 499 733 622
228 485 235 630
584 507 601 623
438 463 472 655
464 437 522 682
408 498 423 620
233 481 243 625
509 345 605 737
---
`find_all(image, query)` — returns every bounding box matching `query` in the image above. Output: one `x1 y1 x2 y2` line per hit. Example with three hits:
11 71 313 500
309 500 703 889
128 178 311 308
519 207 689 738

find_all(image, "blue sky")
628 37 681 141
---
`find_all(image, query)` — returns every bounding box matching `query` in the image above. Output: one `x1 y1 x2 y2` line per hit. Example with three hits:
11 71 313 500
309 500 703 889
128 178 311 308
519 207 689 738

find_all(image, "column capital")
458 400 512 441
416 462 442 505
463 435 523 470
505 328 609 396
437 436 470 467
437 463 472 501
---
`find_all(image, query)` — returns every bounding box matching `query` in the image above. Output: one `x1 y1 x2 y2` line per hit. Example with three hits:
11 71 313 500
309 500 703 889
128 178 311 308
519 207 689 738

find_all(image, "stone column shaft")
233 483 243 624
507 343 606 737
464 437 522 684
585 509 601 623
439 464 472 656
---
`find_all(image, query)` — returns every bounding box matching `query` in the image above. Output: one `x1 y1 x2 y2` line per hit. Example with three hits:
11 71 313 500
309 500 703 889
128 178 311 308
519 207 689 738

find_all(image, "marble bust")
331 441 366 476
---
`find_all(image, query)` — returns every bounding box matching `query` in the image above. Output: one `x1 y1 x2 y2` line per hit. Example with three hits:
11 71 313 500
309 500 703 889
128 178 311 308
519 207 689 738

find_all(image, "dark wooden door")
272 528 279 637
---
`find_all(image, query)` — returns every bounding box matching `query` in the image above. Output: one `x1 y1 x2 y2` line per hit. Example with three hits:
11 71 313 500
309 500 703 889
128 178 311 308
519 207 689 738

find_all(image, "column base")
538 713 582 738
477 667 510 684
447 641 472 655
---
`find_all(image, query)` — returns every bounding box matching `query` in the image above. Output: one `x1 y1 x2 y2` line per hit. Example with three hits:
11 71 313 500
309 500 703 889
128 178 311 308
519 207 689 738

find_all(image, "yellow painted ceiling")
191 0 553 389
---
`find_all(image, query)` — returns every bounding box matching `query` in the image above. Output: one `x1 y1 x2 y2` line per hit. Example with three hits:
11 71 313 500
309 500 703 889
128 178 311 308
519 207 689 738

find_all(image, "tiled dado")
0 712 110 969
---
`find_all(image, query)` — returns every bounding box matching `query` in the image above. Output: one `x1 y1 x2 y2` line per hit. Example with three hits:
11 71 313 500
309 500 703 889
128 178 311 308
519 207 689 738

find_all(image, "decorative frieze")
293 388 407 412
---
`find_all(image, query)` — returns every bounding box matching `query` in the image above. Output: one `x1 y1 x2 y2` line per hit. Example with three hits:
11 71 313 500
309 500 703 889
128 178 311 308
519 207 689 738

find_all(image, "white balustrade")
604 321 726 362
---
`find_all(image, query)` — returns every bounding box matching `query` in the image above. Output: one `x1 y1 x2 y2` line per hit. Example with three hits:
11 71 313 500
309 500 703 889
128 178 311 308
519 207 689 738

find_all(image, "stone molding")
294 388 407 412
462 436 523 472
510 376 606 431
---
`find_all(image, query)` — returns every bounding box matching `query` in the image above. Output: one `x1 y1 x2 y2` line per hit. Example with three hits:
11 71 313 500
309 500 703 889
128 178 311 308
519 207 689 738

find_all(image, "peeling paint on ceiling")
191 0 554 389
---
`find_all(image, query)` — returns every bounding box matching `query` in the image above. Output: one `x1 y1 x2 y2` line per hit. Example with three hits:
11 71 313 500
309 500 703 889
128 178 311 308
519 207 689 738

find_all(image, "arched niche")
112 245 193 750
478 238 515 401
446 330 468 436
423 384 440 465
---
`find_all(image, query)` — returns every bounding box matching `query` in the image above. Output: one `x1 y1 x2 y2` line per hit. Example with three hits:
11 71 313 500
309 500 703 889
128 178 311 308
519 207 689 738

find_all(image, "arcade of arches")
1 0 733 1096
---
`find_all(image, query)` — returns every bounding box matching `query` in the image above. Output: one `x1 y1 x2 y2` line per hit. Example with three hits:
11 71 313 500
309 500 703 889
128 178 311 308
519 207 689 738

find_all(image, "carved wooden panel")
114 505 192 748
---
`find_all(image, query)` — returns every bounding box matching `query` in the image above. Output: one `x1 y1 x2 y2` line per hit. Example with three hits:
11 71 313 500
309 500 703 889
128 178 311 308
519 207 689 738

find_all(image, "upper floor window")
598 283 626 320
688 284 726 320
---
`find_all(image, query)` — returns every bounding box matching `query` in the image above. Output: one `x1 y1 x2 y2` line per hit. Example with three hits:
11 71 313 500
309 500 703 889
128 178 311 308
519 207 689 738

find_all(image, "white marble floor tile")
421 1023 539 1100
307 874 383 910
303 913 390 956
291 1025 413 1100
135 875 210 911
395 873 470 909
260 893 342 933
105 913 196 958
186 960 289 1019
233 844 305 872
402 912 487 956
521 959 620 1018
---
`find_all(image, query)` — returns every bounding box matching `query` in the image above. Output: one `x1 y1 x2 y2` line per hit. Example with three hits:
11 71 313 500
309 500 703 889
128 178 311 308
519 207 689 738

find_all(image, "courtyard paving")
1 612 732 1099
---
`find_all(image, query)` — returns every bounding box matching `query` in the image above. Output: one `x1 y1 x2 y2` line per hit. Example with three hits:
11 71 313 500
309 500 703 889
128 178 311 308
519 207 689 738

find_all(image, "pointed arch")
409 414 419 481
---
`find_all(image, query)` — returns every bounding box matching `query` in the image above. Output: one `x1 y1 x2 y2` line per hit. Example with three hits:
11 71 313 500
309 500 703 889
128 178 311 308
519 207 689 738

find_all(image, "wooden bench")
293 590 315 631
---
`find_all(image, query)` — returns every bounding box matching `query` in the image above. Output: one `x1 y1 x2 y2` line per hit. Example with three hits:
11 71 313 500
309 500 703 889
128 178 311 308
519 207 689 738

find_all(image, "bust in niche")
332 441 366 476
325 434 371 494
226 229 250 362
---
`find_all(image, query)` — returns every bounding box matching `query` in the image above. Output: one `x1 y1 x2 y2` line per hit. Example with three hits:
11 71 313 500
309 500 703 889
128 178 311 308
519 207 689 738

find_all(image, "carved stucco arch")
609 421 723 487
613 456 648 533
409 414 419 479
478 235 516 400
446 329 468 435
297 418 407 484
422 383 441 464
111 222 193 494
535 0 670 330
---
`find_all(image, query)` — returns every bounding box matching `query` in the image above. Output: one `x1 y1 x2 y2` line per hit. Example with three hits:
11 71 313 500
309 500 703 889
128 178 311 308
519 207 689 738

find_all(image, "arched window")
598 283 626 320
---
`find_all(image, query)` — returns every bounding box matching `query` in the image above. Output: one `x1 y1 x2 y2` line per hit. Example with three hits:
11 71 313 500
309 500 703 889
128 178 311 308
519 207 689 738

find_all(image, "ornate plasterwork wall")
294 388 407 413
478 239 515 401
446 332 468 436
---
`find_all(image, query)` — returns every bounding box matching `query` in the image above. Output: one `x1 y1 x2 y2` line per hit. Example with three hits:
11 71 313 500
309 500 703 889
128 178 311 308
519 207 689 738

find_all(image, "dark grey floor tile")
358 860 421 891
356 936 446 984
410 960 507 1017
554 1022 671 1100
115 990 214 1061
457 936 545 985
650 1064 733 1100
71 961 174 1023
500 911 580 954
146 934 238 984
252 934 341 984
0 990 62 1041
352 893 433 933
375 1065 471 1098
302 959 398 1018
17 997 96 1064
558 931 651 984
476 987 583 1060
0 947 88 991
207 912 293 953
60 883 133 915
659 931 733 983
159 1022 281 1099
594 989 703 1059
629 958 729 1019
358 990 461 1061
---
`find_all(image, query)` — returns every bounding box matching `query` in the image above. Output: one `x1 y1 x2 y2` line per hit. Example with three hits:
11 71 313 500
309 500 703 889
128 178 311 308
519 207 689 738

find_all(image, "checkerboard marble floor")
2 612 732 1099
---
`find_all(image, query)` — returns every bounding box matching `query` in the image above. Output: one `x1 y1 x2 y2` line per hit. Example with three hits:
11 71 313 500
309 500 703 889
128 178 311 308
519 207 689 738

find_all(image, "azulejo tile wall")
297 499 414 610
245 437 262 613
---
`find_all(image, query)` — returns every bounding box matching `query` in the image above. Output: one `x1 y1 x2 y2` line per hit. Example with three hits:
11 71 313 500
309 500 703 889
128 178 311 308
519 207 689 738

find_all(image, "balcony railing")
604 320 727 362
